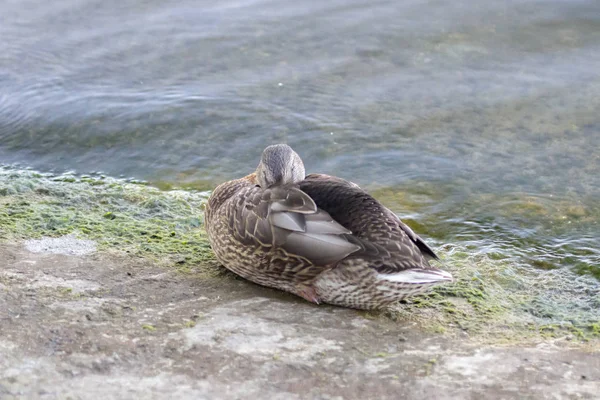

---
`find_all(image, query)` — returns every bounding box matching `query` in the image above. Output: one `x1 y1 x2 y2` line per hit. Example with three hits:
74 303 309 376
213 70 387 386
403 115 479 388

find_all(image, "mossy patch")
142 324 157 332
382 248 600 343
0 167 218 275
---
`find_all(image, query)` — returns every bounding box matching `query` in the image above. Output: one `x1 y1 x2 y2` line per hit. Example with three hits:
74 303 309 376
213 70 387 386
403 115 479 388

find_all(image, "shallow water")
1 0 599 279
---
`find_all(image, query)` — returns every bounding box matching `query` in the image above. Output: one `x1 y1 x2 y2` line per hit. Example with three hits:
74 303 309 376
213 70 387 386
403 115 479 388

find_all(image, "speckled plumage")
205 145 452 310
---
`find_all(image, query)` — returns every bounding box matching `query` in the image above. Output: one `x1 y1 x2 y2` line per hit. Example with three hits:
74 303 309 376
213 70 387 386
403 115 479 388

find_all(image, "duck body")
205 144 452 310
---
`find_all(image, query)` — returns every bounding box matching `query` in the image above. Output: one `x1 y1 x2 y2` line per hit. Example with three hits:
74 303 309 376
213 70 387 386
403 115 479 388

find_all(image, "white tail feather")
378 269 453 284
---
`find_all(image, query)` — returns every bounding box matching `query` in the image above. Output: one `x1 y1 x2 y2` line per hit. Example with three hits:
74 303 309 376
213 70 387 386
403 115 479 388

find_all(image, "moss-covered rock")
0 167 216 274
1 166 598 343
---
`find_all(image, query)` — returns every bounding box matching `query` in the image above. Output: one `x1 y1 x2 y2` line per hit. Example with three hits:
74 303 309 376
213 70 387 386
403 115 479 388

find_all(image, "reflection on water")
1 0 599 279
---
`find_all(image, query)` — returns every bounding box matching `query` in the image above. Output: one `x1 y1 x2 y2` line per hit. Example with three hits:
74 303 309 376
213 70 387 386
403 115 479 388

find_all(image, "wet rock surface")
1 243 598 399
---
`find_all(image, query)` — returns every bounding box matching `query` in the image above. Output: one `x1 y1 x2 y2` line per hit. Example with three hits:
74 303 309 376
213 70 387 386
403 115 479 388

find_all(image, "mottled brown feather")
206 173 359 288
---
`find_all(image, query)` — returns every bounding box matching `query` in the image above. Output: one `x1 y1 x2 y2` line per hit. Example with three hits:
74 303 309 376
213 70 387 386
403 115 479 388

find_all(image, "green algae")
383 247 600 343
0 167 217 273
142 324 157 332
150 179 216 193
184 320 197 328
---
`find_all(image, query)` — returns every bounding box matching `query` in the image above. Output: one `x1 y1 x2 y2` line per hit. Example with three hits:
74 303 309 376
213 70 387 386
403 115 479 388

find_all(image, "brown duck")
205 144 452 309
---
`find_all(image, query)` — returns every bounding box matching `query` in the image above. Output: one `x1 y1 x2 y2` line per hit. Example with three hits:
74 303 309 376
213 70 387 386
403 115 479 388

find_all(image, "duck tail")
377 267 453 284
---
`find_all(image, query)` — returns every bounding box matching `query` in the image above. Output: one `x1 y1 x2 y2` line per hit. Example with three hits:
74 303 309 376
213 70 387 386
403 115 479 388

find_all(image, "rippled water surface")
1 0 599 279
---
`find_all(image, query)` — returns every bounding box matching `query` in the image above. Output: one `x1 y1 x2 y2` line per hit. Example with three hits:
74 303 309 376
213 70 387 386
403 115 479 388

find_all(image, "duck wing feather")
299 174 440 272
231 184 360 266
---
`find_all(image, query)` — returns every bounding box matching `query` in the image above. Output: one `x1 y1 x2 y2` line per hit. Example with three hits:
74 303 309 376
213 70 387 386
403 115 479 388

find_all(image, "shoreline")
1 166 599 398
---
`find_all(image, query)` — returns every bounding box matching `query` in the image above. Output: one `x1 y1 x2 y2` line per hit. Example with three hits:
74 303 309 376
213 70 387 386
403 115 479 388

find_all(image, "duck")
205 144 452 310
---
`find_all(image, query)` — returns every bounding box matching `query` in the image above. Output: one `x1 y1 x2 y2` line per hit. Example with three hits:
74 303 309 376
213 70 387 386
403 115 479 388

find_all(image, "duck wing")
231 184 360 266
299 173 439 266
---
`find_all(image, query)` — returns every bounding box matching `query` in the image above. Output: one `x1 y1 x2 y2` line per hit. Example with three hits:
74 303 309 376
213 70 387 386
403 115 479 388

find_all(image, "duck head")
256 144 305 188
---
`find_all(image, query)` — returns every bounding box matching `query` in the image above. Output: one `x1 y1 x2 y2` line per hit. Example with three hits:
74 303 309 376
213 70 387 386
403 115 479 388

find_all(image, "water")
1 0 599 280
